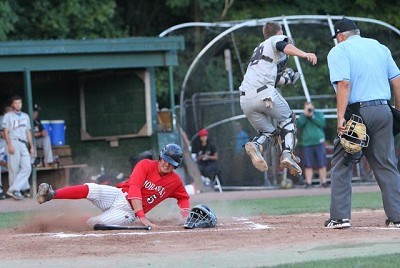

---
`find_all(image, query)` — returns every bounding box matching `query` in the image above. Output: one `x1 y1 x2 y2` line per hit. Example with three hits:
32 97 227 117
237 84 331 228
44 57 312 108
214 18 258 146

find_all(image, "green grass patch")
0 211 34 229
269 253 400 268
207 192 383 217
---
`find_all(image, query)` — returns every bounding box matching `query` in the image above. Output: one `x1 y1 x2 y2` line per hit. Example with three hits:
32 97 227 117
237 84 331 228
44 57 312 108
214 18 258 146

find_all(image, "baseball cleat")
386 219 400 228
324 219 351 229
245 142 268 172
280 151 302 177
6 190 24 200
36 183 55 204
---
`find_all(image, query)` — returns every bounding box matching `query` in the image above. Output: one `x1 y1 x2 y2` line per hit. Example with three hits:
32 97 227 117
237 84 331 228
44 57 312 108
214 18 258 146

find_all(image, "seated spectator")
191 128 221 185
32 104 54 167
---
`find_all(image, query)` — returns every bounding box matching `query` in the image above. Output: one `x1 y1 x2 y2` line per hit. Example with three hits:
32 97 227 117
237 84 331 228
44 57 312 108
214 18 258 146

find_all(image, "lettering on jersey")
249 45 264 66
147 194 157 204
143 180 166 205
12 118 28 130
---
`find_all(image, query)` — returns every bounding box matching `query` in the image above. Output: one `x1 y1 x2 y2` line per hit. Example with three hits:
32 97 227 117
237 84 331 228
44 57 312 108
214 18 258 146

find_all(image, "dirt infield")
1 184 400 267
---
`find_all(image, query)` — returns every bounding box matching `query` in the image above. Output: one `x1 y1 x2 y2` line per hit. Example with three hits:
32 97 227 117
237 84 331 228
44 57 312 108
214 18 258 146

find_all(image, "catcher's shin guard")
278 117 296 153
278 116 302 176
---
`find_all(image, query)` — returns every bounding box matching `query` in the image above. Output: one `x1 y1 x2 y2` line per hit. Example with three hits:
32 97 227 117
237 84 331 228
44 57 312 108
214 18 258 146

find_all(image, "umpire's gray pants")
330 104 400 222
240 87 292 133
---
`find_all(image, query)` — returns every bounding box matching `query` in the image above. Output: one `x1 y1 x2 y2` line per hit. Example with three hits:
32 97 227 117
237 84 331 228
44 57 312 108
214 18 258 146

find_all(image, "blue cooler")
50 120 66 146
40 120 52 136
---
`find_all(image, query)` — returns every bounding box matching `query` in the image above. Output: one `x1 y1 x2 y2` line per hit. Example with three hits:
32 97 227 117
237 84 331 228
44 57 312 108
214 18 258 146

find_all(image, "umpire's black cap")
331 18 358 39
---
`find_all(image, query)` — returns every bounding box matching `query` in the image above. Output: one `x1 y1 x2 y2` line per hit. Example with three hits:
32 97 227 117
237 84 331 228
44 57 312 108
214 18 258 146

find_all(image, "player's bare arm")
27 129 34 156
336 80 351 134
129 198 157 228
283 44 317 65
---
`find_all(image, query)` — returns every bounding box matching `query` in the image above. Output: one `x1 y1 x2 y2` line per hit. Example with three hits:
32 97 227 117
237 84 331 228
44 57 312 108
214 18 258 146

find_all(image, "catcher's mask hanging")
183 204 218 229
339 114 369 154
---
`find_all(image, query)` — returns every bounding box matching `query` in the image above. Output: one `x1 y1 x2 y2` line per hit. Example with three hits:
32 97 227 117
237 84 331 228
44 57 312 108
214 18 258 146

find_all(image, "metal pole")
224 49 234 92
224 49 236 120
23 68 36 197
169 66 176 131
282 17 311 102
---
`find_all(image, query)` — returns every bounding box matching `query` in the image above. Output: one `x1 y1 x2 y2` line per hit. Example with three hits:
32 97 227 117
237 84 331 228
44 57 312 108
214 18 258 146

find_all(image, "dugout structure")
0 37 184 190
160 15 400 188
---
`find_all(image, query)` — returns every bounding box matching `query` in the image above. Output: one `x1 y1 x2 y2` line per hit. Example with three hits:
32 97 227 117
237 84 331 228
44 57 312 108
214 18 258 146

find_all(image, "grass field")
271 253 400 268
206 191 383 217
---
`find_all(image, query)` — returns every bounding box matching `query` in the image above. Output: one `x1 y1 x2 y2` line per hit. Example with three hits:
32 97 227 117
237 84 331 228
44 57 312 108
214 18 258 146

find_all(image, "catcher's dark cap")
331 18 358 39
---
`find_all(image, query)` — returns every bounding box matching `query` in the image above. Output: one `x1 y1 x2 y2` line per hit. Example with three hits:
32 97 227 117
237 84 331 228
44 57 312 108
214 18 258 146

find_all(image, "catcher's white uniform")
239 34 300 175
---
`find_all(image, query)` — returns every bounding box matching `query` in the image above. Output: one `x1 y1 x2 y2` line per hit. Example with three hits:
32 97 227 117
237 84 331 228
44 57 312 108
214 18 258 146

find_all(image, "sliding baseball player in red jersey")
36 144 190 228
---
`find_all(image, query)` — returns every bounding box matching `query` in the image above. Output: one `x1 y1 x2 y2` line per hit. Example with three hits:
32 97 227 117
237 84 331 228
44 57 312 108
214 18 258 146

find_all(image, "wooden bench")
1 145 88 192
36 145 74 166
35 163 88 189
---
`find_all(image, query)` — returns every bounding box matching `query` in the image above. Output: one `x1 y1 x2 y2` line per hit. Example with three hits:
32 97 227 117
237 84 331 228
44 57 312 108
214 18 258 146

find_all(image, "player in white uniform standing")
2 95 34 200
239 22 317 176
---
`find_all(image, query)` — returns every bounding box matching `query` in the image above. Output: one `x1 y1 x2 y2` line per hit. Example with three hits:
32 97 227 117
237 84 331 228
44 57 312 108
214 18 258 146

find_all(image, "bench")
36 145 74 166
35 163 88 189
1 145 88 192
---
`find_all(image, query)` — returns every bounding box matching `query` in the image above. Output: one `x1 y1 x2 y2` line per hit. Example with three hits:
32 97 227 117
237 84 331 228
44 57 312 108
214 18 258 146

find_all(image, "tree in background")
6 0 126 40
0 0 17 41
0 0 398 112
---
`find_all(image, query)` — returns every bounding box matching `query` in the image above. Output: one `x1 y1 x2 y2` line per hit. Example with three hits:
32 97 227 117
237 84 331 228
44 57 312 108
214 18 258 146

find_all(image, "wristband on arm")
135 209 145 219
180 208 190 219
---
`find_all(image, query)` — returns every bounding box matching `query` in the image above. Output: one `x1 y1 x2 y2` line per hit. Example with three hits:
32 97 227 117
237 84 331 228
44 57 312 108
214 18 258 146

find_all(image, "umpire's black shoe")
36 183 55 204
386 219 400 228
324 218 351 229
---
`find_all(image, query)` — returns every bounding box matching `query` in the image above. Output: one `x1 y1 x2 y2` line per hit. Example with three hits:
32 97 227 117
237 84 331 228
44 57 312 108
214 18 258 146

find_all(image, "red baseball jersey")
116 159 190 213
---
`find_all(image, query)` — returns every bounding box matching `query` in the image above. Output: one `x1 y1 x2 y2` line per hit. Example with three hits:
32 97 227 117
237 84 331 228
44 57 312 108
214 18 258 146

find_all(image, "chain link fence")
168 17 400 187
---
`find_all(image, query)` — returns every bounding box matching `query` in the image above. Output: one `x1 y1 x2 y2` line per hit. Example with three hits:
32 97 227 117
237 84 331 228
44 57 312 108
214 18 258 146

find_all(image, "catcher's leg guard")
278 116 302 176
245 133 273 172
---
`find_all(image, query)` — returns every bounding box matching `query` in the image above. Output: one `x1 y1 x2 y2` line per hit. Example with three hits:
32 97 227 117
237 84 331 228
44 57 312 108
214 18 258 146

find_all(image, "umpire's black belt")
350 99 388 108
240 85 268 96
